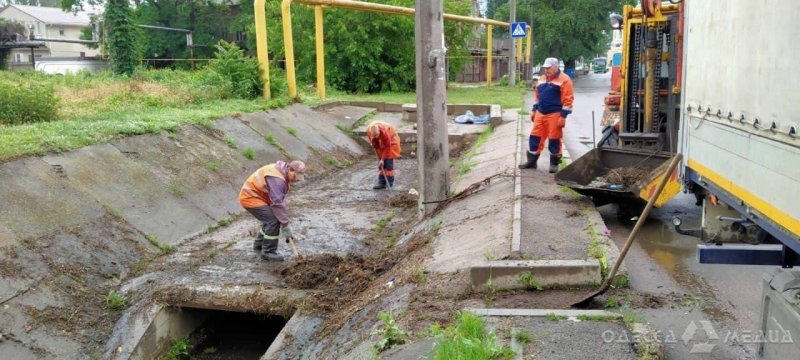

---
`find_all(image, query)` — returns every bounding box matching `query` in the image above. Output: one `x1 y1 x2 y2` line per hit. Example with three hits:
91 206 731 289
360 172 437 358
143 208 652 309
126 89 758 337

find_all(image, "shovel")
286 236 303 259
572 154 682 308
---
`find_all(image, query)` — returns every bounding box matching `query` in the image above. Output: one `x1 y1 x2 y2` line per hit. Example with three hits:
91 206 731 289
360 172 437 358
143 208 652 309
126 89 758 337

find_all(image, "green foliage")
517 271 544 291
577 314 619 322
106 290 128 310
283 126 298 137
431 311 515 360
513 330 532 344
146 235 173 255
411 265 426 284
225 136 238 149
0 82 60 125
207 40 263 99
160 337 191 360
545 313 567 321
243 147 255 160
373 311 408 352
490 0 632 65
104 0 142 75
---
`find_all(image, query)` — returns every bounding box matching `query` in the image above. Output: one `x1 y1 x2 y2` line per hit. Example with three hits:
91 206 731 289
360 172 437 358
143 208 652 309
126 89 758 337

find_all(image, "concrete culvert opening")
140 307 287 360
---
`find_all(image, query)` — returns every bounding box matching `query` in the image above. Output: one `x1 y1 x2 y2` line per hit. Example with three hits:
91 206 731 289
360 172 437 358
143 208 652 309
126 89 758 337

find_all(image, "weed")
587 223 609 279
264 133 287 153
217 218 232 227
205 160 222 172
432 220 443 232
168 180 184 198
605 296 620 308
411 266 426 284
545 313 567 321
520 252 534 260
621 308 646 325
457 160 477 175
386 231 398 249
373 311 408 352
431 311 515 360
680 295 703 308
577 314 619 322
243 147 255 160
513 329 533 344
106 290 127 310
611 275 630 289
225 136 238 149
371 211 396 238
283 126 298 137
146 235 174 255
159 336 190 360
209 240 236 258
324 156 338 166
483 250 496 261
517 271 544 291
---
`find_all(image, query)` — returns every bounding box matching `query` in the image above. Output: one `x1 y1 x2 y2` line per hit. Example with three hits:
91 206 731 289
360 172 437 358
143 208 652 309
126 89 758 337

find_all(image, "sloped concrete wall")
0 105 365 358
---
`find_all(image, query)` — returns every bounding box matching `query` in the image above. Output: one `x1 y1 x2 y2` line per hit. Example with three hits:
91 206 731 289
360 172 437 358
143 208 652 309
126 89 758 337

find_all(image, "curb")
466 308 622 319
511 112 523 254
470 259 601 291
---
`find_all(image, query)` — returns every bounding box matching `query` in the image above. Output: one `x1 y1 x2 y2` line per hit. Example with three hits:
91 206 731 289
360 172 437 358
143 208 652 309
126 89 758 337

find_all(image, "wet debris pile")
588 166 651 190
389 193 417 208
280 252 397 311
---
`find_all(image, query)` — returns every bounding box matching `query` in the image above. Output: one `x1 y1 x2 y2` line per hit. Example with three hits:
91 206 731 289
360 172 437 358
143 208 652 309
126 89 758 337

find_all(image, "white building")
0 4 98 66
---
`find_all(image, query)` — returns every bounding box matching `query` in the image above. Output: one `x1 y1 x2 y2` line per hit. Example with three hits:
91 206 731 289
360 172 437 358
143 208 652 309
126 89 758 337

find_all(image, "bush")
207 40 263 99
0 82 60 125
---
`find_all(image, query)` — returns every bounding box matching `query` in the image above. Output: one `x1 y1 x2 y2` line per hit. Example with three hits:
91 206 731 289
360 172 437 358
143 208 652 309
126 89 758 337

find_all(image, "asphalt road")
563 72 766 359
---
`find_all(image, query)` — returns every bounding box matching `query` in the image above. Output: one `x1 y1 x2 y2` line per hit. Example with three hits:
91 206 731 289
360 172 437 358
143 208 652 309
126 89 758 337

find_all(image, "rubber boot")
518 152 539 169
387 176 395 188
549 154 561 174
260 240 284 261
373 175 387 190
253 237 262 251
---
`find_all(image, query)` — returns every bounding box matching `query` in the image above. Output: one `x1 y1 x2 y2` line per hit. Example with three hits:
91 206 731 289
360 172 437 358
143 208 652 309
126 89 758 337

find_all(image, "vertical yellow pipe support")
525 25 532 64
486 24 493 86
254 0 270 99
516 38 522 63
281 0 298 99
314 5 325 99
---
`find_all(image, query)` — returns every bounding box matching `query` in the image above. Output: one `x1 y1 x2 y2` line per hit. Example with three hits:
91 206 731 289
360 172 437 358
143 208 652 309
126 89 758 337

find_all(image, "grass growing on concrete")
611 274 630 289
545 313 568 321
243 147 255 160
204 159 222 172
283 126 298 137
430 311 515 360
373 311 408 353
586 222 609 279
106 290 128 310
225 136 238 149
621 308 646 326
168 180 184 198
605 296 621 308
517 271 544 291
513 329 533 344
209 240 236 258
160 336 191 360
264 133 287 153
453 126 494 180
576 314 620 322
411 265 427 284
146 235 174 255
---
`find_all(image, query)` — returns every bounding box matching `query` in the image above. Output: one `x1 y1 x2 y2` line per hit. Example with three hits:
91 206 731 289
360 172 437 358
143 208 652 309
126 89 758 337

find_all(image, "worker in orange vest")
238 160 306 261
519 57 574 173
366 121 402 189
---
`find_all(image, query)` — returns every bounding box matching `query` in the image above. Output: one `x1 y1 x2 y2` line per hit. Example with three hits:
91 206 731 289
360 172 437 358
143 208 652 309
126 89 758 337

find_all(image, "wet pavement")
564 72 764 359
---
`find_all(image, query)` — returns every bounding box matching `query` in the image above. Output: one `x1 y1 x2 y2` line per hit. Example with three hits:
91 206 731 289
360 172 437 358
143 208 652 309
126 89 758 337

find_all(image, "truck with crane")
556 1 800 357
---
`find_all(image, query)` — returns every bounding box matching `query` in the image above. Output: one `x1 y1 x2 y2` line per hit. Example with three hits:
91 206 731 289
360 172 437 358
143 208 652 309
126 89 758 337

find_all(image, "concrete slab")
240 112 314 160
42 144 214 245
295 106 365 155
470 259 601 290
452 119 517 194
321 105 376 128
261 315 324 360
466 308 622 318
266 105 339 152
212 116 284 164
110 127 243 221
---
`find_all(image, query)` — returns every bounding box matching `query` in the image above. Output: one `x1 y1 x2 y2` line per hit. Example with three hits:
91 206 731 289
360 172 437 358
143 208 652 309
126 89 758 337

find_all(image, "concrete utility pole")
415 0 449 217
508 0 516 86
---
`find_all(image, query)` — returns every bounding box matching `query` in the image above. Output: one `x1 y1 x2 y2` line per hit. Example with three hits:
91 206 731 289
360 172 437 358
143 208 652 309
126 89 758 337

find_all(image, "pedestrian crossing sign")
511 22 527 38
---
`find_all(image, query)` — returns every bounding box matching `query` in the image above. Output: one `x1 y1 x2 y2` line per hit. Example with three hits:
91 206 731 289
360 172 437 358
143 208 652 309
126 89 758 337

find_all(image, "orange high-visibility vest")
238 164 287 208
366 121 401 159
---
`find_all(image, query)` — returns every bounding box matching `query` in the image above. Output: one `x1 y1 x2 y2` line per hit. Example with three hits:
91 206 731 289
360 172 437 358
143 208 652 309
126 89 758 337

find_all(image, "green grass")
204 159 222 172
621 308 646 325
587 222 609 279
168 180 184 198
453 127 494 178
576 314 620 322
516 271 544 291
411 265 426 284
283 126 298 137
106 290 127 310
513 329 533 344
209 240 236 258
611 274 630 289
264 133 287 153
159 336 191 360
373 311 408 353
243 147 255 160
605 296 620 308
307 85 527 110
545 313 568 321
145 235 174 255
225 136 237 149
431 311 515 360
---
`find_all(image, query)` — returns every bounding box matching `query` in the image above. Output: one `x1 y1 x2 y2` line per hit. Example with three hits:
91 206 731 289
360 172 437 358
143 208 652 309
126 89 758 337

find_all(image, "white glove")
280 225 293 241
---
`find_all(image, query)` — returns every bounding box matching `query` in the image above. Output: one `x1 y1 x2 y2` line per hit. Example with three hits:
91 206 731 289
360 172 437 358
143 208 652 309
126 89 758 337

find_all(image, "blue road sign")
511 22 527 38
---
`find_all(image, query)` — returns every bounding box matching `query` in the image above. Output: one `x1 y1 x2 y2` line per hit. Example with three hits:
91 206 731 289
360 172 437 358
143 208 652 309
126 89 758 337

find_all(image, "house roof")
1 5 93 27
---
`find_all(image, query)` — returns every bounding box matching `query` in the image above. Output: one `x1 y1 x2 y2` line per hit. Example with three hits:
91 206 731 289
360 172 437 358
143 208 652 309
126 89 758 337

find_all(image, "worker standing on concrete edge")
366 120 402 189
238 160 306 261
519 57 574 173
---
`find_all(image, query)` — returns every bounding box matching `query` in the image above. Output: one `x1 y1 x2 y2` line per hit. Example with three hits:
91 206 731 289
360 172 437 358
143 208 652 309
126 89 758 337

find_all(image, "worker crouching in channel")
238 160 306 261
519 57 574 173
366 121 401 190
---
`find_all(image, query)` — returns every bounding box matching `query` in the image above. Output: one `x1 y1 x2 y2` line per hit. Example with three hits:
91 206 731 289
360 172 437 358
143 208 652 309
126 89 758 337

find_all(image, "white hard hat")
543 57 559 68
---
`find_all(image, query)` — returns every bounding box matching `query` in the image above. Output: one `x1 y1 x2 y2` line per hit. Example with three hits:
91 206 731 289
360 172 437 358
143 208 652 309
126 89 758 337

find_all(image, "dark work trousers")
245 206 281 254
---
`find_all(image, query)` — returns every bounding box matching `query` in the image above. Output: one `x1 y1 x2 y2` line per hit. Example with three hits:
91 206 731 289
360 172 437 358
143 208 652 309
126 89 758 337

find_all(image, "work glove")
559 117 566 128
378 160 385 170
280 225 293 242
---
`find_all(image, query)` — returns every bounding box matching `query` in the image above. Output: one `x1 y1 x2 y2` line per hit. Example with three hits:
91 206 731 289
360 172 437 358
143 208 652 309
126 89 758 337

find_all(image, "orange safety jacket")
366 121 401 159
238 164 288 209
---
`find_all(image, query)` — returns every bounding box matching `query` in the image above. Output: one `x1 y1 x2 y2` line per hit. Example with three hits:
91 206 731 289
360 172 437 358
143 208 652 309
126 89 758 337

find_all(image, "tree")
491 0 632 67
62 0 141 75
